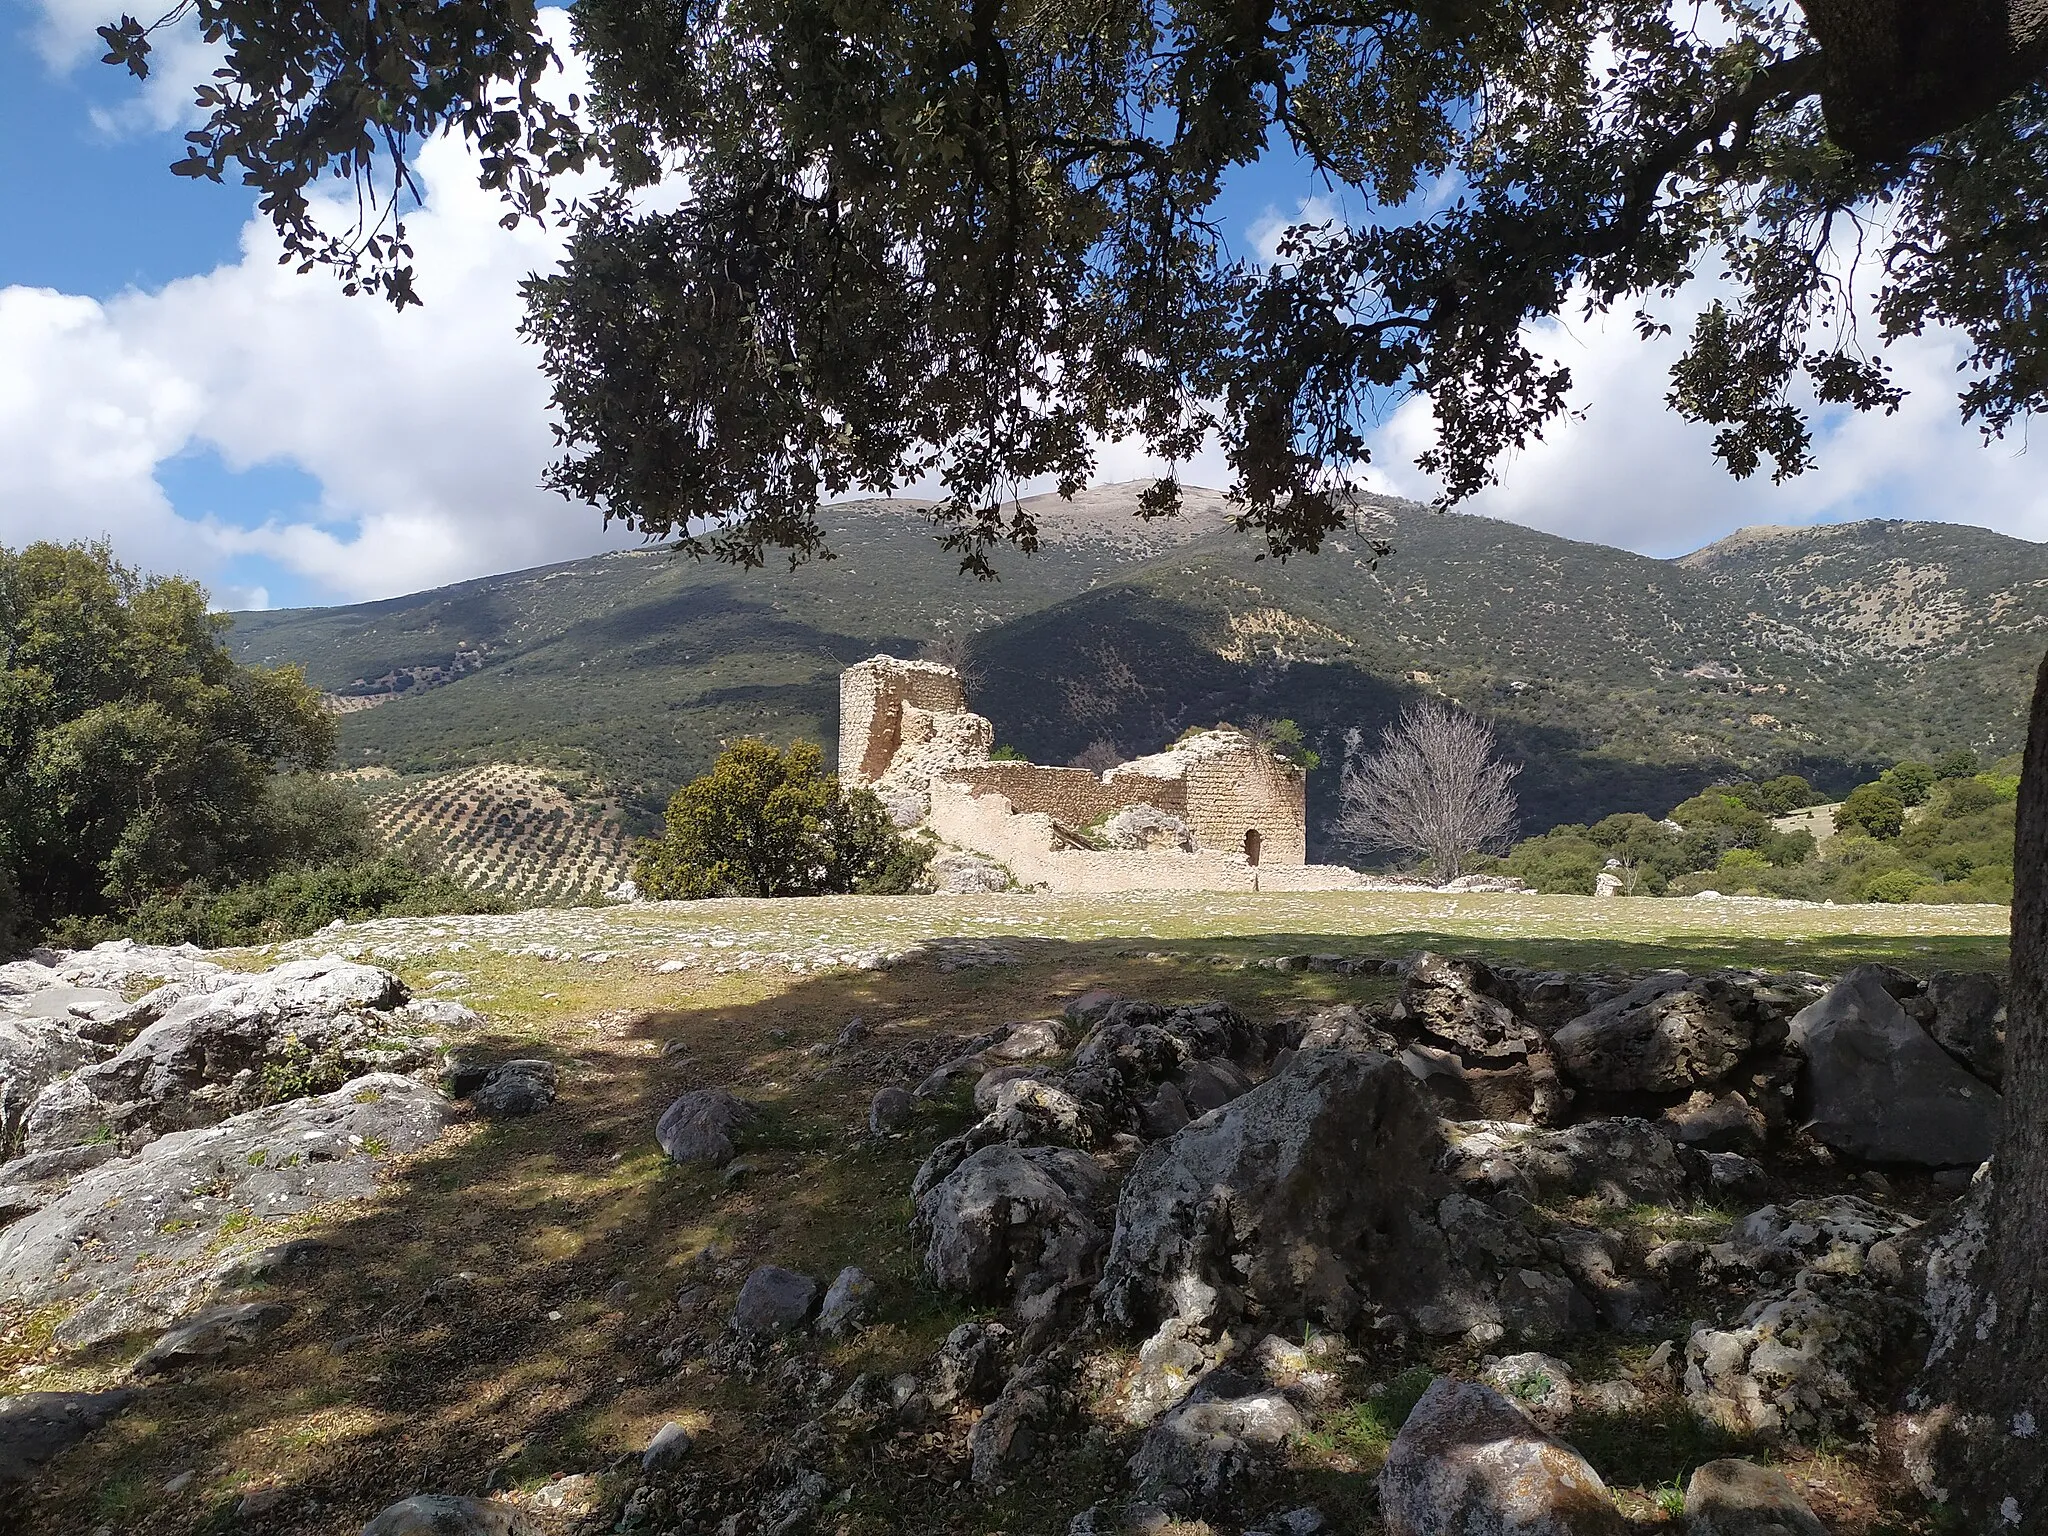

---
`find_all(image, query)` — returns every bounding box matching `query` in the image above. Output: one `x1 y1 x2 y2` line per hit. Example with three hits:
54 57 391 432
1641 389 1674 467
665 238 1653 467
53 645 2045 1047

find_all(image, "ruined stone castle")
838 655 1371 892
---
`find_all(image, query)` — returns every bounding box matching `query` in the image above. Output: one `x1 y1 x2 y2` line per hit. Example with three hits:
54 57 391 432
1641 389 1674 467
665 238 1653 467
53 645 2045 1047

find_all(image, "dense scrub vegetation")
635 738 929 899
1499 754 2016 904
3 543 494 952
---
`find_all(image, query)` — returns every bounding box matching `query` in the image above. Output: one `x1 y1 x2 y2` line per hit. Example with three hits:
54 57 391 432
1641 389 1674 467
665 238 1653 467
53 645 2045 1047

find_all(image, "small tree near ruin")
1335 701 1520 880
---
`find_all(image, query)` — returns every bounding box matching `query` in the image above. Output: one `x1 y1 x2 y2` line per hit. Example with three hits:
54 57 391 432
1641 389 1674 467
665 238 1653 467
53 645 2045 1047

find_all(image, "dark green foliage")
51 854 504 950
0 542 342 945
1250 718 1322 772
1938 749 1983 780
988 745 1030 762
1505 754 2014 904
106 0 2048 564
635 739 927 899
1881 761 1938 806
1837 783 1908 840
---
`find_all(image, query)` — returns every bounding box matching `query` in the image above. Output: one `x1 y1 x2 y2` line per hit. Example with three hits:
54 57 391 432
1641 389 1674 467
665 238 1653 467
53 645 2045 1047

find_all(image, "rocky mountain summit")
2 926 2002 1533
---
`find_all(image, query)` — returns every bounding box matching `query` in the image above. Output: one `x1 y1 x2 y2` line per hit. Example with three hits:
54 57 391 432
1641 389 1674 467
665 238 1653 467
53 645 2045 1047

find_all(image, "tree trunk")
1922 647 2048 1531
1796 0 2048 159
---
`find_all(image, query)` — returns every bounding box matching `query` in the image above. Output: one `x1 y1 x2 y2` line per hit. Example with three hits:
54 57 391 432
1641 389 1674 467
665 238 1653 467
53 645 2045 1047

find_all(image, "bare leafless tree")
1068 739 1124 775
1334 700 1520 879
918 630 983 694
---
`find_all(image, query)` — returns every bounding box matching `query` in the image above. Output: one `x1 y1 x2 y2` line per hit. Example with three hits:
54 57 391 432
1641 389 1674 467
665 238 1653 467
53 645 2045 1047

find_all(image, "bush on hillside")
636 739 928 899
55 853 505 949
1836 783 1907 839
1498 750 2015 904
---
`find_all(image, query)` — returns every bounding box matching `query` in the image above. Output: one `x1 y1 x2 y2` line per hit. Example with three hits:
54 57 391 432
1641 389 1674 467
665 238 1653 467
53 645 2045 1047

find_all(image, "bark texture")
1798 0 2048 159
1927 648 2048 1531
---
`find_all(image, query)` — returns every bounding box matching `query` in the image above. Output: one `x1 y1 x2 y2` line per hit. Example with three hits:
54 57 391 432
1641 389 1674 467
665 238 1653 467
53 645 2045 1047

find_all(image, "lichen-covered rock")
1062 1000 1278 1137
817 1265 875 1337
1442 1117 1696 1207
916 1144 1107 1320
1683 1458 1827 1536
1391 953 1540 1064
1684 1273 1918 1439
19 957 418 1155
929 1321 1014 1409
1096 1049 1454 1337
0 1073 449 1345
1478 1353 1574 1426
0 1013 104 1154
1663 1090 1767 1152
1127 1370 1304 1508
1378 1377 1624 1536
929 850 1012 893
868 1085 914 1136
1117 1319 1214 1426
1729 1196 1914 1278
1788 972 2001 1166
656 1088 758 1165
1551 973 1754 1093
910 1079 1102 1201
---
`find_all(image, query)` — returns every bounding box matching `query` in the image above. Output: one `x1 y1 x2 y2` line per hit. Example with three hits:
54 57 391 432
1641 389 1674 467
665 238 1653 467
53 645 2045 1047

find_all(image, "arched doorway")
1243 828 1262 867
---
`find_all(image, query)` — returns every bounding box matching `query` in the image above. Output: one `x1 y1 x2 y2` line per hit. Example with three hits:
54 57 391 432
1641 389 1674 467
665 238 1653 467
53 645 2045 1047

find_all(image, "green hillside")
224 489 2048 849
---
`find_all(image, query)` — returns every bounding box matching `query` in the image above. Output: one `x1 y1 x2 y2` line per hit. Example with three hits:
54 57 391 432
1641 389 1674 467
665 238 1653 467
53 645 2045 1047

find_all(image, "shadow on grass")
9 924 1992 1534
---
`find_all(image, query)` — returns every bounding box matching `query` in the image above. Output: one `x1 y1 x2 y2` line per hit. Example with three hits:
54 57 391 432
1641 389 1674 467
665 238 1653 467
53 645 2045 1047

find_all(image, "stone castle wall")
927 781 1362 892
955 762 1184 826
839 657 969 785
1180 755 1308 864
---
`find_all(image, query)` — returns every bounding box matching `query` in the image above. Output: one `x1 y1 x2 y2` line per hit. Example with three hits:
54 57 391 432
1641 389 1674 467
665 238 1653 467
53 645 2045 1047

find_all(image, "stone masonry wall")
839 656 969 785
953 763 1183 827
1180 755 1307 864
927 781 1362 892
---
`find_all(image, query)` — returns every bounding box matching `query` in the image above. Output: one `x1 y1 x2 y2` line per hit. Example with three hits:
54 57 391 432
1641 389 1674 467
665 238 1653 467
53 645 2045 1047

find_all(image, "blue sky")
2 1 2042 614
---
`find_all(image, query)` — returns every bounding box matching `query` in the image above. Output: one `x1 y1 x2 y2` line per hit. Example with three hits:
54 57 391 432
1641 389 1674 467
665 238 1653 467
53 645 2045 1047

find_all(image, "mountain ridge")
225 488 2048 850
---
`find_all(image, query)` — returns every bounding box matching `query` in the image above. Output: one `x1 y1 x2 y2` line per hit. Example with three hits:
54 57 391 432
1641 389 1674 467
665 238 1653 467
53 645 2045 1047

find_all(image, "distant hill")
226 489 2048 852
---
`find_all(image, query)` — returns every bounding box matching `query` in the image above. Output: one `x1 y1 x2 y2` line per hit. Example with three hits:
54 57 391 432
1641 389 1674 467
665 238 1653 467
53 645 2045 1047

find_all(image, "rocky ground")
0 896 2013 1536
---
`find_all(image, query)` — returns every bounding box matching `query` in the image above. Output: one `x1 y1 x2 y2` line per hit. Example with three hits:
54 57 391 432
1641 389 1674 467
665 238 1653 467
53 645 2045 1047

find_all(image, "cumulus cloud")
1366 282 2048 556
2 8 643 604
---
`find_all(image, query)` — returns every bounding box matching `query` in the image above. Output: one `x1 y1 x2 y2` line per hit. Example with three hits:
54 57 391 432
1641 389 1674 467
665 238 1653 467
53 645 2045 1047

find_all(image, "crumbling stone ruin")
838 655 1373 891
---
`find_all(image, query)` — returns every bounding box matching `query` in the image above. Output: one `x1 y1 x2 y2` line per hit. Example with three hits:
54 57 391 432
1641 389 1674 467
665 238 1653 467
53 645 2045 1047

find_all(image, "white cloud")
1366 286 2048 555
1 9 650 603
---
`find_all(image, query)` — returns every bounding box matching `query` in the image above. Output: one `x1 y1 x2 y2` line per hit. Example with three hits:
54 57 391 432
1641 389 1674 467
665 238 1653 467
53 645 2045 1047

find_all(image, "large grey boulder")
1924 970 2004 1086
1788 972 2001 1165
134 1300 291 1375
1442 1117 1698 1207
1391 953 1540 1063
0 1013 104 1155
0 1388 135 1486
915 1144 1107 1321
360 1495 541 1535
1095 1049 1450 1337
733 1266 820 1336
1378 1377 1624 1536
19 956 418 1154
1684 1458 1827 1536
1551 973 1754 1093
1127 1371 1305 1508
0 1072 449 1345
1062 1000 1278 1138
656 1088 758 1165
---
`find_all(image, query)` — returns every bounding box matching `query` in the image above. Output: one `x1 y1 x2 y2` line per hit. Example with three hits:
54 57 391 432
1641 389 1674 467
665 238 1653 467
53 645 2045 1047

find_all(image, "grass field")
5 890 2008 1535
